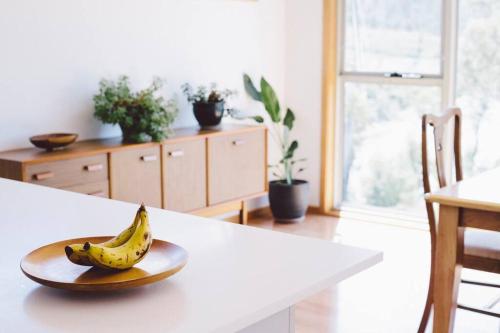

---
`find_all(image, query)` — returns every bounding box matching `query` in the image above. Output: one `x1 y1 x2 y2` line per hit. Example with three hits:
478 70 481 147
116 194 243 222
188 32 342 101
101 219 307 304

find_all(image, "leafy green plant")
94 76 178 143
181 82 237 104
243 74 305 185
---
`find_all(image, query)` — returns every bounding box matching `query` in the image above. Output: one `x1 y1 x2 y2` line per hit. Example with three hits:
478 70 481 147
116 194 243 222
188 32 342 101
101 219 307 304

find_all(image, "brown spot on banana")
64 246 73 256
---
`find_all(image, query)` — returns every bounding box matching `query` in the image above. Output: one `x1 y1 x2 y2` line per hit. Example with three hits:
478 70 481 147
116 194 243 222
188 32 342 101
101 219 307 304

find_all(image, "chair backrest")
418 107 463 333
421 107 463 227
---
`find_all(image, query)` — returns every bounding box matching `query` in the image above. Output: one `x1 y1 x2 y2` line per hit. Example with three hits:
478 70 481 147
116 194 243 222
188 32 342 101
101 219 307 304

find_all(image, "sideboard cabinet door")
109 146 162 208
208 129 266 205
163 138 206 212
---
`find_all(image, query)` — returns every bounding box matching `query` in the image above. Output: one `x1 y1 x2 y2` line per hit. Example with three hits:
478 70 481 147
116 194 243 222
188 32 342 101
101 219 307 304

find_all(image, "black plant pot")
193 101 225 129
269 180 309 223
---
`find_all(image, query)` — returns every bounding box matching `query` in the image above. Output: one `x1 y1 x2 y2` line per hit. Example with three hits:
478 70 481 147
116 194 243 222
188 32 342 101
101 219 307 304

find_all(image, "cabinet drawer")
26 154 108 188
109 146 162 208
208 129 266 205
163 139 206 212
63 181 109 198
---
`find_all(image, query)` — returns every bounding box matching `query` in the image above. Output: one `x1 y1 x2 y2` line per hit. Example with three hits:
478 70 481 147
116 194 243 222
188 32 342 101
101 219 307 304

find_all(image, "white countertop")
0 178 382 333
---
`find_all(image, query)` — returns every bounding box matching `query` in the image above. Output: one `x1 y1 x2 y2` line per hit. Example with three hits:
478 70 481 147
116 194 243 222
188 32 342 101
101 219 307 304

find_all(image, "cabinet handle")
33 171 54 181
233 139 246 146
141 155 157 162
88 190 105 197
168 150 184 158
84 163 103 172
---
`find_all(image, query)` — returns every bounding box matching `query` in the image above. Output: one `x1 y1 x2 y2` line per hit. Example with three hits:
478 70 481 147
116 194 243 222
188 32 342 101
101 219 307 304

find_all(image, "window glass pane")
457 0 500 177
344 0 442 75
342 82 441 215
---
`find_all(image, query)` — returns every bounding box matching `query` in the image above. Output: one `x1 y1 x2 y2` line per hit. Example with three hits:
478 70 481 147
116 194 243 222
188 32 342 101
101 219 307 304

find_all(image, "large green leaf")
283 140 298 160
283 108 295 130
243 74 262 102
260 78 281 123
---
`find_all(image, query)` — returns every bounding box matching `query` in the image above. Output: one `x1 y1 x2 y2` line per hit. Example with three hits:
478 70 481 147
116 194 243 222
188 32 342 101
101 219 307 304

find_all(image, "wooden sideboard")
0 125 268 224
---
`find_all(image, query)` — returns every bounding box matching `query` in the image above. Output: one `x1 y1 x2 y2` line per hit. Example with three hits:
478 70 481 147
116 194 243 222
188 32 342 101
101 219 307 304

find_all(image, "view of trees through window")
344 0 441 75
340 0 500 216
457 0 500 177
342 84 440 214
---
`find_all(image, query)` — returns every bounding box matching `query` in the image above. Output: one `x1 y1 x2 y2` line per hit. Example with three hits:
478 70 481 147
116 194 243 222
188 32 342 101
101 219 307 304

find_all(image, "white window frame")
333 0 459 211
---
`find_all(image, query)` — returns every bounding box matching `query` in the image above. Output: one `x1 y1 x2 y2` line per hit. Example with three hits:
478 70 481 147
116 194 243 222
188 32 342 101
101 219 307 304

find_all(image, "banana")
65 243 93 266
64 206 141 266
83 204 152 270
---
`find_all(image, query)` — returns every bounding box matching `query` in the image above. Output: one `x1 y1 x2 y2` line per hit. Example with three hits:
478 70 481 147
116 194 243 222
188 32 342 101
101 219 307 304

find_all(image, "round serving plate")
20 236 188 292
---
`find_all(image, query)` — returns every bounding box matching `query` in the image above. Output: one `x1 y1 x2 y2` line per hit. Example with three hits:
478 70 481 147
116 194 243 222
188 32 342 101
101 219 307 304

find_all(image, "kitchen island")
0 178 382 333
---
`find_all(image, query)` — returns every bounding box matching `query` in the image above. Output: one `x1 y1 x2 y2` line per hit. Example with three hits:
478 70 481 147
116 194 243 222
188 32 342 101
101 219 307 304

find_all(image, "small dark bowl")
30 133 78 151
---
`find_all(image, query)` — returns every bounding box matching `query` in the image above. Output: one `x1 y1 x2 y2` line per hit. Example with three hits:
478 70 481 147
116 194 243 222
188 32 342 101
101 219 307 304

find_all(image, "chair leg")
419 278 500 332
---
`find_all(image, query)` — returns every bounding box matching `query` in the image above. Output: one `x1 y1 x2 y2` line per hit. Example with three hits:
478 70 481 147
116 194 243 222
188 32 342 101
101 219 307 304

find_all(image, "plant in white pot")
243 74 309 222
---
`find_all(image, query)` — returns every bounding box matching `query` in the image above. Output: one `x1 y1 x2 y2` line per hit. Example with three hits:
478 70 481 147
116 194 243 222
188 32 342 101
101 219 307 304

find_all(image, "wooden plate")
20 237 188 291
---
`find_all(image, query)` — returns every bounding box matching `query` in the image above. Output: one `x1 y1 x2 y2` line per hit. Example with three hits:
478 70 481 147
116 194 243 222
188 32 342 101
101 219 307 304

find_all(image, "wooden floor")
248 214 500 333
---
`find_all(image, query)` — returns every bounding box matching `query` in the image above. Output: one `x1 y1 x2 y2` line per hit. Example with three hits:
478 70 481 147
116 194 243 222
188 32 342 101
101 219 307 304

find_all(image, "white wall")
0 0 285 150
284 0 324 206
0 0 327 208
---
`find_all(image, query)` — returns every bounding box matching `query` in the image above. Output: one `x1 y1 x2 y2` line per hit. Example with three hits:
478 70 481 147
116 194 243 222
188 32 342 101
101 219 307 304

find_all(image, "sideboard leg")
239 201 248 225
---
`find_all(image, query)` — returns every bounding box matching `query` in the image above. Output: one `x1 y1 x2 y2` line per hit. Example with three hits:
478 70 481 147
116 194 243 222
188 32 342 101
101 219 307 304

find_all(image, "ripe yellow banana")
64 206 141 266
83 204 152 270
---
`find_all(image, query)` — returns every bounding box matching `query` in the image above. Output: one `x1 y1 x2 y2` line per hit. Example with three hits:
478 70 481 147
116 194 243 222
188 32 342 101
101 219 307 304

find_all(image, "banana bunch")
64 204 153 270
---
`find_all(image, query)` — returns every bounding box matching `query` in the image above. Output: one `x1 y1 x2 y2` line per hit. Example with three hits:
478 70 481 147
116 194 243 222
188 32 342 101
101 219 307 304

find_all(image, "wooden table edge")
425 193 500 213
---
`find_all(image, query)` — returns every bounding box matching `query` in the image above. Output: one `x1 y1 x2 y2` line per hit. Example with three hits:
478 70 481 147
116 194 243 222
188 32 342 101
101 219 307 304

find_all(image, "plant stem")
268 128 282 149
282 127 292 185
271 121 285 149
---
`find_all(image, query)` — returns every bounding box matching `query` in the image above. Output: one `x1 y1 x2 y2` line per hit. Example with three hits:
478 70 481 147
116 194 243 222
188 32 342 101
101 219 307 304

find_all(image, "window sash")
338 0 447 78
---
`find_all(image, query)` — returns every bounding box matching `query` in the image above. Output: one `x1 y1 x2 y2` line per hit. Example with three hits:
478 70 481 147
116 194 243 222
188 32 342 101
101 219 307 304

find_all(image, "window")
343 0 442 75
342 83 440 214
334 0 500 218
336 0 445 216
456 0 500 177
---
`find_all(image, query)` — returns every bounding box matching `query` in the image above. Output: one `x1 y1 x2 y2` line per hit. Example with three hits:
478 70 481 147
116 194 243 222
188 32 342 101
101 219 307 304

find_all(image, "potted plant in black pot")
243 74 309 222
94 76 178 143
182 83 236 129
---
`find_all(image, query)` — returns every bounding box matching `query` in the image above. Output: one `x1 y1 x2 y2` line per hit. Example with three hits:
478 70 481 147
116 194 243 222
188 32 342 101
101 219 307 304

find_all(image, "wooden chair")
419 107 500 332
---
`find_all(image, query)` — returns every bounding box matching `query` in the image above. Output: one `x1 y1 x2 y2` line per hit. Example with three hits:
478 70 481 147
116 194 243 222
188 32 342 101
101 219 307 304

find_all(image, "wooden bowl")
20 236 188 291
30 133 78 151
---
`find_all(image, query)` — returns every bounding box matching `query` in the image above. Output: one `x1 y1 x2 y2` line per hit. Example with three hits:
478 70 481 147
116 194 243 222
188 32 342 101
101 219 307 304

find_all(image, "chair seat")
465 229 500 260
